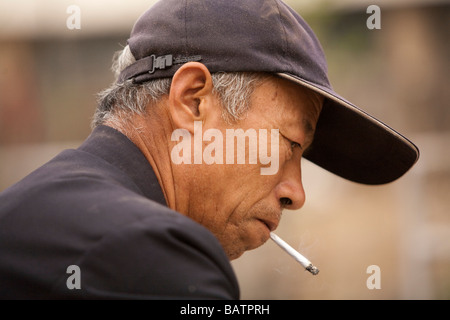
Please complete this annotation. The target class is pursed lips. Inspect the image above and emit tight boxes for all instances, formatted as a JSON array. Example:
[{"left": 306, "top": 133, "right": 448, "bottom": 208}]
[{"left": 258, "top": 216, "right": 279, "bottom": 232}]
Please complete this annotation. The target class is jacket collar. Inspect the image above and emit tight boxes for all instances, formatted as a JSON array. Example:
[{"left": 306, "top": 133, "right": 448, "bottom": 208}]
[{"left": 78, "top": 125, "right": 167, "bottom": 207}]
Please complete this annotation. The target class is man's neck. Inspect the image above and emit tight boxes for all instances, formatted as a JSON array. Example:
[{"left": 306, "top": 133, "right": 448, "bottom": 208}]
[{"left": 107, "top": 113, "right": 191, "bottom": 215}]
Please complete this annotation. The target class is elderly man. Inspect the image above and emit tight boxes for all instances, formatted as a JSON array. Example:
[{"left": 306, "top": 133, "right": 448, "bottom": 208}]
[{"left": 0, "top": 0, "right": 418, "bottom": 299}]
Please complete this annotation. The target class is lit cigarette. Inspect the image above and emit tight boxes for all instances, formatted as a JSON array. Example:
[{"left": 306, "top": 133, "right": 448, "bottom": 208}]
[{"left": 270, "top": 232, "right": 319, "bottom": 275}]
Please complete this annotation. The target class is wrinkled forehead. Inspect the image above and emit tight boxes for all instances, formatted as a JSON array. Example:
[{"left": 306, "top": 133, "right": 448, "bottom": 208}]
[
  {"left": 267, "top": 75, "right": 324, "bottom": 124},
  {"left": 247, "top": 75, "right": 323, "bottom": 134}
]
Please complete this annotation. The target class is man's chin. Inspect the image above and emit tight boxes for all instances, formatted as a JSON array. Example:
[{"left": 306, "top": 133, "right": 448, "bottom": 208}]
[
  {"left": 225, "top": 242, "right": 255, "bottom": 261},
  {"left": 228, "top": 250, "right": 245, "bottom": 261},
  {"left": 227, "top": 238, "right": 270, "bottom": 261}
]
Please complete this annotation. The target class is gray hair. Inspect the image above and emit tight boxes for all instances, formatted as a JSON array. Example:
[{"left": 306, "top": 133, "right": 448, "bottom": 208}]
[{"left": 93, "top": 45, "right": 267, "bottom": 130}]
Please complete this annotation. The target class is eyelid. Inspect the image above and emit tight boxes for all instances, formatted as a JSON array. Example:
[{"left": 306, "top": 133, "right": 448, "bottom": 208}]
[
  {"left": 291, "top": 141, "right": 303, "bottom": 150},
  {"left": 281, "top": 133, "right": 303, "bottom": 150}
]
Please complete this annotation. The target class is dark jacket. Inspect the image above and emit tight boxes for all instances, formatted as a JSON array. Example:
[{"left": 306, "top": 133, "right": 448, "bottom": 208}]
[{"left": 0, "top": 125, "right": 239, "bottom": 299}]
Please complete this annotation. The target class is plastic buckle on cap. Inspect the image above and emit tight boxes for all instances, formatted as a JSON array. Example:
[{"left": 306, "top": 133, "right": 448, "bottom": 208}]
[{"left": 149, "top": 54, "right": 173, "bottom": 74}]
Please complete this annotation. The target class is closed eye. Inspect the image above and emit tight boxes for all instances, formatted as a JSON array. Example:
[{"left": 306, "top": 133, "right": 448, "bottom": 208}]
[
  {"left": 281, "top": 133, "right": 303, "bottom": 152},
  {"left": 290, "top": 141, "right": 302, "bottom": 150}
]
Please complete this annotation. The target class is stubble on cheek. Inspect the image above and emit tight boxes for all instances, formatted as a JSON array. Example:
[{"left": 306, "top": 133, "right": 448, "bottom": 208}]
[{"left": 214, "top": 202, "right": 278, "bottom": 260}]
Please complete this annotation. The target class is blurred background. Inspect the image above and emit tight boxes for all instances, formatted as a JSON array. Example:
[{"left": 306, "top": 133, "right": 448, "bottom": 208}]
[{"left": 0, "top": 0, "right": 449, "bottom": 299}]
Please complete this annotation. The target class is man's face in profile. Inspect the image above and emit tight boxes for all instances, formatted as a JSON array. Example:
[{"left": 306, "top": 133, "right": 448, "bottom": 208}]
[{"left": 179, "top": 76, "right": 323, "bottom": 260}]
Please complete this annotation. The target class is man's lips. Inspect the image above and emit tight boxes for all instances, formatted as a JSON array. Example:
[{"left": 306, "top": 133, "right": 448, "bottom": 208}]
[{"left": 258, "top": 218, "right": 278, "bottom": 232}]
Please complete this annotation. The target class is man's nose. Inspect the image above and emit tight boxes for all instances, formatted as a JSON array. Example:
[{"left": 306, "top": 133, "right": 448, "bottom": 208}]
[{"left": 275, "top": 159, "right": 306, "bottom": 210}]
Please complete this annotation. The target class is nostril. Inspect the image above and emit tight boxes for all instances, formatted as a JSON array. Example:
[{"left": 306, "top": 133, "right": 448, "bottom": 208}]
[{"left": 280, "top": 197, "right": 292, "bottom": 206}]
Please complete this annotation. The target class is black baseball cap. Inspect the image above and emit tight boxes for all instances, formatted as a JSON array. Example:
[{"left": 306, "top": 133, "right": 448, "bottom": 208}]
[{"left": 118, "top": 0, "right": 419, "bottom": 185}]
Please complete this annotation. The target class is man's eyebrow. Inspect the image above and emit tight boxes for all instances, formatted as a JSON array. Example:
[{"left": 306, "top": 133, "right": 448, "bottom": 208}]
[
  {"left": 302, "top": 118, "right": 315, "bottom": 148},
  {"left": 302, "top": 93, "right": 323, "bottom": 148},
  {"left": 303, "top": 118, "right": 314, "bottom": 135}
]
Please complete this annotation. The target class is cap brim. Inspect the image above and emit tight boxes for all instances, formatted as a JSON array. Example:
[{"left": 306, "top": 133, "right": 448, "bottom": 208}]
[{"left": 278, "top": 73, "right": 420, "bottom": 185}]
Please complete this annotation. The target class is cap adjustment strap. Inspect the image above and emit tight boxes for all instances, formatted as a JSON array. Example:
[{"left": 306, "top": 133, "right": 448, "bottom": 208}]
[{"left": 118, "top": 54, "right": 202, "bottom": 83}]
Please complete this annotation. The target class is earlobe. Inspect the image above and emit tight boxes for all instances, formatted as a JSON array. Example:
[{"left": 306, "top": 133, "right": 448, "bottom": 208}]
[{"left": 168, "top": 62, "right": 214, "bottom": 133}]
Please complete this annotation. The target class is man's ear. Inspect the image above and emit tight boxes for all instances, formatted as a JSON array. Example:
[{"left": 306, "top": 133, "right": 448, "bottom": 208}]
[{"left": 168, "top": 62, "right": 215, "bottom": 133}]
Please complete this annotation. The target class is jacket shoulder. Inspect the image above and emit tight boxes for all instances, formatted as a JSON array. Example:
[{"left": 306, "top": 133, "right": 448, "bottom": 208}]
[{"left": 53, "top": 202, "right": 240, "bottom": 299}]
